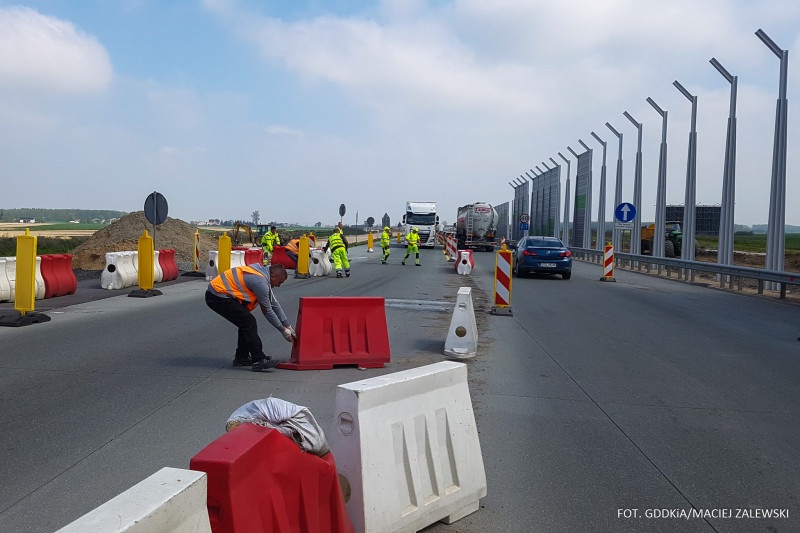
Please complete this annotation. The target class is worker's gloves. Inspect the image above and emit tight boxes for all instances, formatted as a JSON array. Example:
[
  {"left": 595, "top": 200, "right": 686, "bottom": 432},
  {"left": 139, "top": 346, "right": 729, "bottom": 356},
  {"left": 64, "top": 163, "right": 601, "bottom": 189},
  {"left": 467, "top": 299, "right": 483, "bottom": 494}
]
[{"left": 281, "top": 326, "right": 297, "bottom": 343}]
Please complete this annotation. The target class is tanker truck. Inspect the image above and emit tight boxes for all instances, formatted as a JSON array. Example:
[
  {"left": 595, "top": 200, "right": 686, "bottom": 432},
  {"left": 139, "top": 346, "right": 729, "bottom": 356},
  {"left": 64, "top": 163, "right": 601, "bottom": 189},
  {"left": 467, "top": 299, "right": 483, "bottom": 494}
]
[{"left": 455, "top": 202, "right": 499, "bottom": 251}]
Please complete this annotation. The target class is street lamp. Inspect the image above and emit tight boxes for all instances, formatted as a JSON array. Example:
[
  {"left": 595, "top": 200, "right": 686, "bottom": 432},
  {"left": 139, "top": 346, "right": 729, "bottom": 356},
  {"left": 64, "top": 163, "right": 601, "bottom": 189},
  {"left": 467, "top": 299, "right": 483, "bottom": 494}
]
[
  {"left": 550, "top": 157, "right": 561, "bottom": 239},
  {"left": 623, "top": 111, "right": 643, "bottom": 255},
  {"left": 591, "top": 131, "right": 608, "bottom": 250},
  {"left": 646, "top": 96, "right": 668, "bottom": 259},
  {"left": 559, "top": 151, "right": 572, "bottom": 245},
  {"left": 756, "top": 28, "right": 788, "bottom": 279},
  {"left": 605, "top": 123, "right": 623, "bottom": 252},
  {"left": 673, "top": 79, "right": 698, "bottom": 263},
  {"left": 709, "top": 57, "right": 738, "bottom": 269}
]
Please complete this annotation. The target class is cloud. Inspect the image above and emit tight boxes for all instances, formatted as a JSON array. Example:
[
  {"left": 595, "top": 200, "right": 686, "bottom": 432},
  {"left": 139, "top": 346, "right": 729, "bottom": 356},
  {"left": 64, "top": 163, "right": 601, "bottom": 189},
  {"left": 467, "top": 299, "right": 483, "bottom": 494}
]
[
  {"left": 265, "top": 124, "right": 305, "bottom": 137},
  {"left": 0, "top": 6, "right": 112, "bottom": 93}
]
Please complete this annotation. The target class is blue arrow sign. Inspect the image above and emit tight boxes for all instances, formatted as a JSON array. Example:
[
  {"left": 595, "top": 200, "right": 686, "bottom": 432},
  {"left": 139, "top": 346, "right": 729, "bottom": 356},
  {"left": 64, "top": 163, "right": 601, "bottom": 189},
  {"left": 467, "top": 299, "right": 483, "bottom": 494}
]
[
  {"left": 519, "top": 222, "right": 529, "bottom": 231},
  {"left": 614, "top": 202, "right": 637, "bottom": 223}
]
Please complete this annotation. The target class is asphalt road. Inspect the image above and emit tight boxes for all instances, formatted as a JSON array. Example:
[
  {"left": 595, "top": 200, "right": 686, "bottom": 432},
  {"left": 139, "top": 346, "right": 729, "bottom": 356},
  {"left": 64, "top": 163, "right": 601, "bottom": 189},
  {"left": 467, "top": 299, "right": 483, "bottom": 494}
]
[{"left": 1, "top": 244, "right": 799, "bottom": 532}]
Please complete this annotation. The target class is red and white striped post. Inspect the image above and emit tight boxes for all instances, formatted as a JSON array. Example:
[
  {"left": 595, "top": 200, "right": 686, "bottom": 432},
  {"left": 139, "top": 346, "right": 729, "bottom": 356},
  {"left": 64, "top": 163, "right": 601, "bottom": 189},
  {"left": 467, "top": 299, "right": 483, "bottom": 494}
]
[
  {"left": 601, "top": 242, "right": 616, "bottom": 282},
  {"left": 446, "top": 235, "right": 457, "bottom": 262},
  {"left": 491, "top": 245, "right": 513, "bottom": 315}
]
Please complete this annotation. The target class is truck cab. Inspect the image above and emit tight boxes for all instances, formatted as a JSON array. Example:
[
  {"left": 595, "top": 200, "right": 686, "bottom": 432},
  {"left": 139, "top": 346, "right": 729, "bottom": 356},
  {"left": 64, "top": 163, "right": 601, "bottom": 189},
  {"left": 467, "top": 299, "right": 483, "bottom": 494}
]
[{"left": 402, "top": 201, "right": 438, "bottom": 248}]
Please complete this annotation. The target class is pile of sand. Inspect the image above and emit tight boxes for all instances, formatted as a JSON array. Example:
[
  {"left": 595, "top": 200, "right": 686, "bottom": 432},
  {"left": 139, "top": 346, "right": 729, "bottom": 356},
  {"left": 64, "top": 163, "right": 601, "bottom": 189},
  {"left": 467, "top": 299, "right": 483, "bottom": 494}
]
[{"left": 71, "top": 211, "right": 223, "bottom": 271}]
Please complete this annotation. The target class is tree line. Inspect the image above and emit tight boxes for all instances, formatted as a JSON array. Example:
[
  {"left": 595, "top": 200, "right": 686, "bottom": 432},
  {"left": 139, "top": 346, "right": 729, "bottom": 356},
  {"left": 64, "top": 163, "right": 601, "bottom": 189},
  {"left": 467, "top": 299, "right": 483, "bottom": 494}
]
[{"left": 0, "top": 208, "right": 128, "bottom": 223}]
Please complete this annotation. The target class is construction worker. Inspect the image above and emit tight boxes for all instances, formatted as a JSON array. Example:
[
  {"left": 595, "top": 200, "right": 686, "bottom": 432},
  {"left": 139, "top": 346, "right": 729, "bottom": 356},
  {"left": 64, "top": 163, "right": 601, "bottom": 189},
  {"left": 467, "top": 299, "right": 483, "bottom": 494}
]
[
  {"left": 380, "top": 226, "right": 391, "bottom": 264},
  {"left": 261, "top": 226, "right": 281, "bottom": 265},
  {"left": 323, "top": 227, "right": 350, "bottom": 278},
  {"left": 205, "top": 263, "right": 296, "bottom": 372},
  {"left": 284, "top": 237, "right": 301, "bottom": 265},
  {"left": 402, "top": 227, "right": 421, "bottom": 266}
]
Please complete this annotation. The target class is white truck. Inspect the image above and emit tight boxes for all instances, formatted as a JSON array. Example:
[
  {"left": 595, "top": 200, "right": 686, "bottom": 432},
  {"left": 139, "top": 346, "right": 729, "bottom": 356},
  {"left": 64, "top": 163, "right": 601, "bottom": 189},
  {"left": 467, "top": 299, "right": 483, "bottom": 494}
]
[{"left": 401, "top": 201, "right": 438, "bottom": 248}]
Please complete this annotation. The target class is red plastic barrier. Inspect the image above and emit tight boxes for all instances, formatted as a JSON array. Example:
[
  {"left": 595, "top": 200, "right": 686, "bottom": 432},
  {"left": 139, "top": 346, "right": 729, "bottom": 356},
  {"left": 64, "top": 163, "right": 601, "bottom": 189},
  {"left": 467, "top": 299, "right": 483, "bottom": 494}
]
[
  {"left": 39, "top": 255, "right": 59, "bottom": 298},
  {"left": 455, "top": 249, "right": 475, "bottom": 272},
  {"left": 157, "top": 249, "right": 179, "bottom": 281},
  {"left": 38, "top": 254, "right": 77, "bottom": 298},
  {"left": 189, "top": 423, "right": 353, "bottom": 533},
  {"left": 278, "top": 297, "right": 390, "bottom": 370},
  {"left": 233, "top": 247, "right": 264, "bottom": 266},
  {"left": 271, "top": 246, "right": 297, "bottom": 269}
]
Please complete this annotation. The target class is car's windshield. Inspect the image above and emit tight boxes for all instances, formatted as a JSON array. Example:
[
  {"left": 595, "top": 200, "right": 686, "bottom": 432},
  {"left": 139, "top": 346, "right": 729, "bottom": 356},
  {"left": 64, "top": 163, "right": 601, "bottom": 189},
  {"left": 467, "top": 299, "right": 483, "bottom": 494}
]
[{"left": 406, "top": 213, "right": 436, "bottom": 225}]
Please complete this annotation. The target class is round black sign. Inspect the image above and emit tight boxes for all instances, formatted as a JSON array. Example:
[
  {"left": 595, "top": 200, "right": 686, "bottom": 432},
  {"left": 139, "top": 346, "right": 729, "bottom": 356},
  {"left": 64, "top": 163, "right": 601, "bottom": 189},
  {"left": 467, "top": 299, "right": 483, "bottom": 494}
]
[
  {"left": 144, "top": 191, "right": 168, "bottom": 225},
  {"left": 339, "top": 203, "right": 346, "bottom": 217}
]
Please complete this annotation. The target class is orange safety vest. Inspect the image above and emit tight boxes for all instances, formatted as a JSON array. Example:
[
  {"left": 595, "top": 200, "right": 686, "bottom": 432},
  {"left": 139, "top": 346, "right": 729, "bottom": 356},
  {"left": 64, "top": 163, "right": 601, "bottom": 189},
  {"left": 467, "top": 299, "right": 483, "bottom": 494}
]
[{"left": 210, "top": 265, "right": 267, "bottom": 311}]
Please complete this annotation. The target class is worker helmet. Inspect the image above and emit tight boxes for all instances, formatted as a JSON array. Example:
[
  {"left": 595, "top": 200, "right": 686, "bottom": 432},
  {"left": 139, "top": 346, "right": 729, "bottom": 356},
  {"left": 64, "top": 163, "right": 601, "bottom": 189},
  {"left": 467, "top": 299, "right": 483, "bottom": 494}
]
[
  {"left": 412, "top": 227, "right": 418, "bottom": 232},
  {"left": 383, "top": 226, "right": 390, "bottom": 232}
]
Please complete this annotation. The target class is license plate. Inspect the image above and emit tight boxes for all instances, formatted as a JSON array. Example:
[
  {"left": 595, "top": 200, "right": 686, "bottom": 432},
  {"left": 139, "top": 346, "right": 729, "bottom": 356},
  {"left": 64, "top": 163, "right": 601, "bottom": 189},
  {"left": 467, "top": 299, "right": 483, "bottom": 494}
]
[{"left": 540, "top": 263, "right": 556, "bottom": 267}]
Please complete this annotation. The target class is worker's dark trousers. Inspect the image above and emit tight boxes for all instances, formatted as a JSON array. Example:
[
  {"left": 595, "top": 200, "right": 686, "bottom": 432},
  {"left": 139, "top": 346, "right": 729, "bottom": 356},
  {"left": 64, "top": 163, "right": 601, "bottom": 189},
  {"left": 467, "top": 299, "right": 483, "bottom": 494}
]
[{"left": 205, "top": 291, "right": 266, "bottom": 360}]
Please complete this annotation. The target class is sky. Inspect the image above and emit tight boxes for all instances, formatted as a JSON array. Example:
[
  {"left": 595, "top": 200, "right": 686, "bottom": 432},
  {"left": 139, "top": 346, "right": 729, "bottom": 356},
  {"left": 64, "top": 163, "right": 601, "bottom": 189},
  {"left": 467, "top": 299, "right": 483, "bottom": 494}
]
[{"left": 1, "top": 0, "right": 799, "bottom": 228}]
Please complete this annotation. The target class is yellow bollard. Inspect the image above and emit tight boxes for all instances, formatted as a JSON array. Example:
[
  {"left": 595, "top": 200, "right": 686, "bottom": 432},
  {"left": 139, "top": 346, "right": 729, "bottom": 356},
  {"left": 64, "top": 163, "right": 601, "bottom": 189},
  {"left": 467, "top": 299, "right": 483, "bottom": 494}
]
[
  {"left": 14, "top": 228, "right": 37, "bottom": 314},
  {"left": 218, "top": 233, "right": 232, "bottom": 273},
  {"left": 296, "top": 234, "right": 310, "bottom": 278},
  {"left": 367, "top": 232, "right": 374, "bottom": 252},
  {"left": 396, "top": 232, "right": 402, "bottom": 243},
  {"left": 137, "top": 230, "right": 155, "bottom": 291}
]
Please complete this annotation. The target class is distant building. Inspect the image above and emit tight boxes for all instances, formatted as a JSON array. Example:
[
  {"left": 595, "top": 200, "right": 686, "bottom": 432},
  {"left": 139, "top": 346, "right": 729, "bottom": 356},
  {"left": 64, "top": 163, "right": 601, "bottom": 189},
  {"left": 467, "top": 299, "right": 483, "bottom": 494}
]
[{"left": 18, "top": 218, "right": 35, "bottom": 223}]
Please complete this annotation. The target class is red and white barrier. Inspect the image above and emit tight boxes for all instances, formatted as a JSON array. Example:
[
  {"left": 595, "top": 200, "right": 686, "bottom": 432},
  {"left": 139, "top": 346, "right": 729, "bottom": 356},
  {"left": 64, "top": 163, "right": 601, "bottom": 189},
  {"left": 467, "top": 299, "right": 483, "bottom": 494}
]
[
  {"left": 491, "top": 248, "right": 513, "bottom": 315},
  {"left": 446, "top": 236, "right": 457, "bottom": 262},
  {"left": 601, "top": 244, "right": 616, "bottom": 282}
]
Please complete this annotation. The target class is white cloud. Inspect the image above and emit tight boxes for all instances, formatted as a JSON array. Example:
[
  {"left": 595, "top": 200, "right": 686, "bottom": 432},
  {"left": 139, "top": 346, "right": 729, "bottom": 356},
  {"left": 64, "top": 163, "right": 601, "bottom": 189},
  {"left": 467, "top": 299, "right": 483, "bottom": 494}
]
[{"left": 0, "top": 6, "right": 112, "bottom": 93}]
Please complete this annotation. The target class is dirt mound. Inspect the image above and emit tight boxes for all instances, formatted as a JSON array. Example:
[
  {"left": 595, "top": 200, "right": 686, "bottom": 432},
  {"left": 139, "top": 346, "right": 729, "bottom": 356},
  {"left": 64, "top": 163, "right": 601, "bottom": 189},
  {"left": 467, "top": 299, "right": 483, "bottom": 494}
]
[{"left": 71, "top": 211, "right": 223, "bottom": 271}]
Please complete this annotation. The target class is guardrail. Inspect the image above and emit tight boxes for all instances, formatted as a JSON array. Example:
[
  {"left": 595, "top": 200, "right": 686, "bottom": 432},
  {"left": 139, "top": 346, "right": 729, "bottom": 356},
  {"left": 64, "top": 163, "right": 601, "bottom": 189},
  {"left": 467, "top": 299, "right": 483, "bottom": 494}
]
[{"left": 569, "top": 247, "right": 800, "bottom": 300}]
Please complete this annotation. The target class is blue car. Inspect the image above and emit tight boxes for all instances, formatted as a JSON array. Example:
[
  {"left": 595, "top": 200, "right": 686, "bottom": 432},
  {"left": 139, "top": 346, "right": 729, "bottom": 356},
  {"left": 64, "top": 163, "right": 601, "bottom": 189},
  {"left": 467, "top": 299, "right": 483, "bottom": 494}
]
[{"left": 513, "top": 236, "right": 572, "bottom": 279}]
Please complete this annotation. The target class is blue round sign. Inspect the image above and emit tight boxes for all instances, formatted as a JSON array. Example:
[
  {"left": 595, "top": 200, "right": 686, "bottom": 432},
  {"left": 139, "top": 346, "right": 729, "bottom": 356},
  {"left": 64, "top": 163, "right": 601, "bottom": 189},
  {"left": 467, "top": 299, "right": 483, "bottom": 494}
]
[{"left": 614, "top": 202, "right": 637, "bottom": 223}]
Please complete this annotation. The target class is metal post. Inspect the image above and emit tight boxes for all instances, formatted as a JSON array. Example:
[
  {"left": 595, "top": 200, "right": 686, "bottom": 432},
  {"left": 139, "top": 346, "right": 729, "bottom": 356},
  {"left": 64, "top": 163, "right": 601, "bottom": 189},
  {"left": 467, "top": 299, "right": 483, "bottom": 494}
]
[
  {"left": 710, "top": 58, "right": 737, "bottom": 270},
  {"left": 591, "top": 131, "right": 608, "bottom": 251},
  {"left": 578, "top": 139, "right": 593, "bottom": 249},
  {"left": 623, "top": 111, "right": 643, "bottom": 255},
  {"left": 647, "top": 97, "right": 668, "bottom": 259},
  {"left": 756, "top": 29, "right": 788, "bottom": 288},
  {"left": 673, "top": 80, "right": 698, "bottom": 264},
  {"left": 606, "top": 122, "right": 623, "bottom": 252},
  {"left": 559, "top": 151, "right": 572, "bottom": 246}
]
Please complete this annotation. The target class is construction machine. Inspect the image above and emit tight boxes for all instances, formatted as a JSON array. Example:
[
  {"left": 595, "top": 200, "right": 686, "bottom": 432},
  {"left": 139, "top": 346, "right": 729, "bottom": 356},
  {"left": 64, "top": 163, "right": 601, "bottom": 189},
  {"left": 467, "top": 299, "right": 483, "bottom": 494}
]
[
  {"left": 231, "top": 222, "right": 258, "bottom": 246},
  {"left": 640, "top": 221, "right": 683, "bottom": 257}
]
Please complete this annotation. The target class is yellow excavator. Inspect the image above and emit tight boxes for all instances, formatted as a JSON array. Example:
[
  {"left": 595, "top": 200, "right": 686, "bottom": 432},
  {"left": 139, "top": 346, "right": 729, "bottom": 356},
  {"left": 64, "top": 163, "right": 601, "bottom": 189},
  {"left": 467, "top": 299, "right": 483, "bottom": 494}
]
[{"left": 230, "top": 222, "right": 257, "bottom": 246}]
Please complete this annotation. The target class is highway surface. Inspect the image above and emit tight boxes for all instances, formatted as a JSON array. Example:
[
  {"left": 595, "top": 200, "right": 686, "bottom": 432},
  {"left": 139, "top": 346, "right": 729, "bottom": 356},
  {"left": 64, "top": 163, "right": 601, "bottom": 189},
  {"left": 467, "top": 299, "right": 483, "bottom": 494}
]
[{"left": 1, "top": 244, "right": 799, "bottom": 532}]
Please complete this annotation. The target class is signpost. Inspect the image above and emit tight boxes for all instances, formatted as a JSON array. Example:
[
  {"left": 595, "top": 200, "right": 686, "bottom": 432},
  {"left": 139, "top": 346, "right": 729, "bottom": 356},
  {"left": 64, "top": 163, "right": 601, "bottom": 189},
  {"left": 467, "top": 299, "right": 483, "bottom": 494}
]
[
  {"left": 614, "top": 203, "right": 636, "bottom": 239},
  {"left": 519, "top": 213, "right": 530, "bottom": 235}
]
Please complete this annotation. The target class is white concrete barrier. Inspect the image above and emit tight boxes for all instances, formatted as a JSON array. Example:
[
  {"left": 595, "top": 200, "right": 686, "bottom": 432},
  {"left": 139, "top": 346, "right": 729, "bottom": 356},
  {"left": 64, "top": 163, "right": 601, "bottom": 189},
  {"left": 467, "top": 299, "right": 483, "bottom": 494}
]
[
  {"left": 456, "top": 251, "right": 472, "bottom": 275},
  {"left": 34, "top": 256, "right": 45, "bottom": 300},
  {"left": 309, "top": 248, "right": 332, "bottom": 277},
  {"left": 56, "top": 467, "right": 212, "bottom": 533},
  {"left": 444, "top": 287, "right": 478, "bottom": 358},
  {"left": 0, "top": 258, "right": 12, "bottom": 302},
  {"left": 3, "top": 257, "right": 16, "bottom": 302},
  {"left": 101, "top": 252, "right": 136, "bottom": 290},
  {"left": 231, "top": 249, "right": 246, "bottom": 268},
  {"left": 152, "top": 250, "right": 164, "bottom": 283},
  {"left": 329, "top": 361, "right": 487, "bottom": 533},
  {"left": 205, "top": 250, "right": 218, "bottom": 281}
]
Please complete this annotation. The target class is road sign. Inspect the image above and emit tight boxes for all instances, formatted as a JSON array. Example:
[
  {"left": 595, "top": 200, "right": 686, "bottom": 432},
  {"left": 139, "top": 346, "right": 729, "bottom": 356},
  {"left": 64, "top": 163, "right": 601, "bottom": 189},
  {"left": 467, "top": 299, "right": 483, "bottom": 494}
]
[
  {"left": 614, "top": 202, "right": 636, "bottom": 223},
  {"left": 519, "top": 213, "right": 530, "bottom": 223},
  {"left": 339, "top": 204, "right": 346, "bottom": 217},
  {"left": 519, "top": 222, "right": 529, "bottom": 231},
  {"left": 144, "top": 192, "right": 168, "bottom": 225}
]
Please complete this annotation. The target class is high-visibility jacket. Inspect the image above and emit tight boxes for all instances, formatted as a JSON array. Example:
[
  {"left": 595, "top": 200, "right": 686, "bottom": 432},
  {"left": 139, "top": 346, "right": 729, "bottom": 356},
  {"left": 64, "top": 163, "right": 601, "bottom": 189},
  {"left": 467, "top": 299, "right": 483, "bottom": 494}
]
[
  {"left": 380, "top": 230, "right": 391, "bottom": 247},
  {"left": 261, "top": 231, "right": 280, "bottom": 251},
  {"left": 285, "top": 239, "right": 300, "bottom": 254},
  {"left": 209, "top": 265, "right": 267, "bottom": 311},
  {"left": 327, "top": 232, "right": 346, "bottom": 252},
  {"left": 406, "top": 231, "right": 420, "bottom": 245}
]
